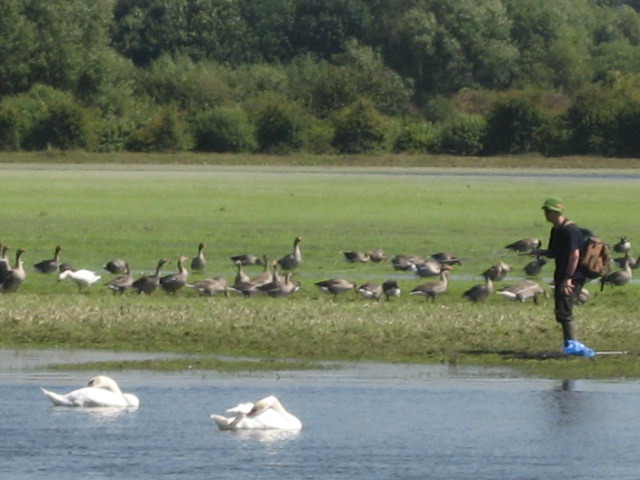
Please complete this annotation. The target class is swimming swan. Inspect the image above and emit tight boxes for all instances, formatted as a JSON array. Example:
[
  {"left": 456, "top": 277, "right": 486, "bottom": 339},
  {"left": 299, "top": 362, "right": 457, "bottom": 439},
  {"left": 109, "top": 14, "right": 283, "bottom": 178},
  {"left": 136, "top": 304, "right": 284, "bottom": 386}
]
[
  {"left": 211, "top": 395, "right": 302, "bottom": 431},
  {"left": 40, "top": 375, "right": 140, "bottom": 408}
]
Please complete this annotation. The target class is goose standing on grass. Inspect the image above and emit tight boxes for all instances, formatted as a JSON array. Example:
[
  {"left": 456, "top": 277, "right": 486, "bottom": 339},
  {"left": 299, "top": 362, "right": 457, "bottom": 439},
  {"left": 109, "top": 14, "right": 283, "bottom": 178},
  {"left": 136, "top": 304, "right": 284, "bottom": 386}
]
[
  {"left": 368, "top": 249, "right": 387, "bottom": 263},
  {"left": 341, "top": 251, "right": 370, "bottom": 263},
  {"left": 1, "top": 248, "right": 27, "bottom": 293},
  {"left": 40, "top": 375, "right": 139, "bottom": 408},
  {"left": 601, "top": 254, "right": 633, "bottom": 288},
  {"left": 34, "top": 245, "right": 62, "bottom": 273},
  {"left": 391, "top": 254, "right": 424, "bottom": 272},
  {"left": 188, "top": 277, "right": 228, "bottom": 296},
  {"left": 410, "top": 267, "right": 451, "bottom": 302},
  {"left": 505, "top": 238, "right": 541, "bottom": 253},
  {"left": 497, "top": 279, "right": 547, "bottom": 304},
  {"left": 524, "top": 256, "right": 547, "bottom": 277},
  {"left": 58, "top": 268, "right": 102, "bottom": 292},
  {"left": 104, "top": 258, "right": 127, "bottom": 274},
  {"left": 0, "top": 243, "right": 11, "bottom": 283},
  {"left": 229, "top": 254, "right": 264, "bottom": 266},
  {"left": 482, "top": 261, "right": 511, "bottom": 282},
  {"left": 105, "top": 263, "right": 133, "bottom": 294},
  {"left": 462, "top": 274, "right": 493, "bottom": 303},
  {"left": 211, "top": 395, "right": 302, "bottom": 431},
  {"left": 131, "top": 258, "right": 171, "bottom": 294},
  {"left": 190, "top": 243, "right": 207, "bottom": 272},
  {"left": 382, "top": 279, "right": 401, "bottom": 300},
  {"left": 430, "top": 252, "right": 463, "bottom": 266},
  {"left": 160, "top": 256, "right": 189, "bottom": 294},
  {"left": 264, "top": 272, "right": 300, "bottom": 298},
  {"left": 356, "top": 282, "right": 383, "bottom": 301},
  {"left": 250, "top": 256, "right": 273, "bottom": 288},
  {"left": 277, "top": 236, "right": 303, "bottom": 271},
  {"left": 315, "top": 278, "right": 356, "bottom": 298},
  {"left": 613, "top": 236, "right": 631, "bottom": 254},
  {"left": 414, "top": 259, "right": 447, "bottom": 278}
]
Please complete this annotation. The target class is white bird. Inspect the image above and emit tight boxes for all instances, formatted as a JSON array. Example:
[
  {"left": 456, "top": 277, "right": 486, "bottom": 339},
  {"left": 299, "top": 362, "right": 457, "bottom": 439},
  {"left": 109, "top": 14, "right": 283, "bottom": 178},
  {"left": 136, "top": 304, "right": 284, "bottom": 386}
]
[
  {"left": 211, "top": 395, "right": 302, "bottom": 431},
  {"left": 58, "top": 268, "right": 102, "bottom": 291},
  {"left": 40, "top": 375, "right": 140, "bottom": 408}
]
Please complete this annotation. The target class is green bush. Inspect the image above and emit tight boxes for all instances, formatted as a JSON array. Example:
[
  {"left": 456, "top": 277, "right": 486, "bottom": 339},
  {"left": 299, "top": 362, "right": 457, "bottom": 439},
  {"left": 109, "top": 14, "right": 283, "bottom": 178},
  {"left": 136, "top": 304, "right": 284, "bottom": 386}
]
[
  {"left": 247, "top": 94, "right": 305, "bottom": 153},
  {"left": 299, "top": 116, "right": 335, "bottom": 154},
  {"left": 126, "top": 108, "right": 194, "bottom": 152},
  {"left": 393, "top": 120, "right": 437, "bottom": 153},
  {"left": 483, "top": 97, "right": 546, "bottom": 154},
  {"left": 434, "top": 114, "right": 486, "bottom": 155},
  {"left": 191, "top": 107, "right": 257, "bottom": 153},
  {"left": 27, "top": 98, "right": 97, "bottom": 150},
  {"left": 331, "top": 98, "right": 388, "bottom": 154}
]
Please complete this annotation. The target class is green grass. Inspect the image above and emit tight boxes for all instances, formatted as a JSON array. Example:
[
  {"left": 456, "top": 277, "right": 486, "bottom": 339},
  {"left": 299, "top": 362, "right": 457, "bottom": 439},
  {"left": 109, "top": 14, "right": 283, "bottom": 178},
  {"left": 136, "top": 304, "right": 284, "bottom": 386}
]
[{"left": 1, "top": 154, "right": 640, "bottom": 379}]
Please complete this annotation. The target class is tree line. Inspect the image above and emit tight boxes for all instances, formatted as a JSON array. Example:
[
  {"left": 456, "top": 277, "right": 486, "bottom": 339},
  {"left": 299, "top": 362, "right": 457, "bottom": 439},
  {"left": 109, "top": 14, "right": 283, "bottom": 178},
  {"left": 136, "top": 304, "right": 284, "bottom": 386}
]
[{"left": 2, "top": 0, "right": 640, "bottom": 157}]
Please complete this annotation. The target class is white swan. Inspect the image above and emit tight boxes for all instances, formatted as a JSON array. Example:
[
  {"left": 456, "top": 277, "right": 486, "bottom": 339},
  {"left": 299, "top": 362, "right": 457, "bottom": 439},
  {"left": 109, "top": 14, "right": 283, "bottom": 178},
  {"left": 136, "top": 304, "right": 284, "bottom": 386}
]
[
  {"left": 58, "top": 269, "right": 102, "bottom": 291},
  {"left": 40, "top": 375, "right": 140, "bottom": 408},
  {"left": 211, "top": 395, "right": 302, "bottom": 431}
]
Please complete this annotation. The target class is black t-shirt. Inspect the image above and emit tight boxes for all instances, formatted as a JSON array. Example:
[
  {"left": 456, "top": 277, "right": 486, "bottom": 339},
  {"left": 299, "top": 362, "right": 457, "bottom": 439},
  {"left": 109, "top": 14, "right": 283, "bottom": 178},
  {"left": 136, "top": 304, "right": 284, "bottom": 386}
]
[{"left": 548, "top": 220, "right": 582, "bottom": 282}]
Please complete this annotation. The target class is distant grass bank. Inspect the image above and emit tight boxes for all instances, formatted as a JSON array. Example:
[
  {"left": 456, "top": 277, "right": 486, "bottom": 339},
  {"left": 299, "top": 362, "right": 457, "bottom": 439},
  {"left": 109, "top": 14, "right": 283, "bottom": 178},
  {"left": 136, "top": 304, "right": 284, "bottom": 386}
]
[{"left": 1, "top": 155, "right": 639, "bottom": 379}]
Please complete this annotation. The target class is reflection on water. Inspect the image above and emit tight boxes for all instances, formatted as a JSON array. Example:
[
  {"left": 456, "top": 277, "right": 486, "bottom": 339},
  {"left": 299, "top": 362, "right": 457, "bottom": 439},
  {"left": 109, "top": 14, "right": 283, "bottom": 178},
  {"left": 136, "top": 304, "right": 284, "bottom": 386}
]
[{"left": 3, "top": 349, "right": 640, "bottom": 480}]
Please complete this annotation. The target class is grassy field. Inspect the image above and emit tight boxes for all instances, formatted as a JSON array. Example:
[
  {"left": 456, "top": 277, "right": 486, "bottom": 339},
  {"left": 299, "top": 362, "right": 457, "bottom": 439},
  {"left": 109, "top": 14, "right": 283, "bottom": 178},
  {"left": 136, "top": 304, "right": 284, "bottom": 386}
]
[{"left": 1, "top": 153, "right": 640, "bottom": 379}]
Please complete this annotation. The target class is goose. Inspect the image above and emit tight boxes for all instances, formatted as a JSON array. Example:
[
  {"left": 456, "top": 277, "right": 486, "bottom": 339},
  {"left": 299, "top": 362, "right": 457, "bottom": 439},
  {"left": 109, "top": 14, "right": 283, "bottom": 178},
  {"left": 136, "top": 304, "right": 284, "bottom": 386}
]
[
  {"left": 482, "top": 261, "right": 511, "bottom": 282},
  {"left": 263, "top": 272, "right": 300, "bottom": 298},
  {"left": 1, "top": 248, "right": 27, "bottom": 293},
  {"left": 105, "top": 263, "right": 133, "bottom": 294},
  {"left": 250, "top": 256, "right": 273, "bottom": 287},
  {"left": 341, "top": 251, "right": 370, "bottom": 263},
  {"left": 367, "top": 248, "right": 387, "bottom": 263},
  {"left": 505, "top": 238, "right": 541, "bottom": 253},
  {"left": 613, "top": 236, "right": 631, "bottom": 254},
  {"left": 229, "top": 254, "right": 264, "bottom": 266},
  {"left": 211, "top": 395, "right": 301, "bottom": 431},
  {"left": 188, "top": 277, "right": 228, "bottom": 296},
  {"left": 233, "top": 260, "right": 251, "bottom": 287},
  {"left": 131, "top": 258, "right": 171, "bottom": 294},
  {"left": 58, "top": 268, "right": 102, "bottom": 291},
  {"left": 40, "top": 375, "right": 139, "bottom": 408},
  {"left": 524, "top": 256, "right": 547, "bottom": 277},
  {"left": 577, "top": 287, "right": 590, "bottom": 305},
  {"left": 462, "top": 275, "right": 493, "bottom": 303},
  {"left": 382, "top": 279, "right": 401, "bottom": 300},
  {"left": 190, "top": 243, "right": 207, "bottom": 272},
  {"left": 256, "top": 262, "right": 283, "bottom": 294},
  {"left": 430, "top": 252, "right": 463, "bottom": 266},
  {"left": 410, "top": 268, "right": 450, "bottom": 302},
  {"left": 614, "top": 254, "right": 639, "bottom": 270},
  {"left": 497, "top": 279, "right": 547, "bottom": 304},
  {"left": 34, "top": 245, "right": 62, "bottom": 273},
  {"left": 0, "top": 243, "right": 11, "bottom": 283},
  {"left": 315, "top": 278, "right": 356, "bottom": 298},
  {"left": 356, "top": 282, "right": 383, "bottom": 301},
  {"left": 159, "top": 256, "right": 189, "bottom": 294},
  {"left": 601, "top": 255, "right": 633, "bottom": 288},
  {"left": 391, "top": 254, "right": 424, "bottom": 272},
  {"left": 277, "top": 236, "right": 303, "bottom": 271},
  {"left": 414, "top": 259, "right": 447, "bottom": 278},
  {"left": 104, "top": 258, "right": 128, "bottom": 274}
]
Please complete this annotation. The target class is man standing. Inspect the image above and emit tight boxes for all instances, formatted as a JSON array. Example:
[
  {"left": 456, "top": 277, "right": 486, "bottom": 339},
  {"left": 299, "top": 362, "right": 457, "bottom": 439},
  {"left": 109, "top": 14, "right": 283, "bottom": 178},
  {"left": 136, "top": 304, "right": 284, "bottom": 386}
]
[{"left": 535, "top": 197, "right": 595, "bottom": 357}]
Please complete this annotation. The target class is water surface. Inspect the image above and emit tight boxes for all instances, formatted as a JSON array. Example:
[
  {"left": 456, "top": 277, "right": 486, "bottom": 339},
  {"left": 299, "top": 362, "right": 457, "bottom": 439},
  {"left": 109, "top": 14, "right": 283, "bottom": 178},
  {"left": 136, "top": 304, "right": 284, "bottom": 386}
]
[{"left": 1, "top": 349, "right": 638, "bottom": 479}]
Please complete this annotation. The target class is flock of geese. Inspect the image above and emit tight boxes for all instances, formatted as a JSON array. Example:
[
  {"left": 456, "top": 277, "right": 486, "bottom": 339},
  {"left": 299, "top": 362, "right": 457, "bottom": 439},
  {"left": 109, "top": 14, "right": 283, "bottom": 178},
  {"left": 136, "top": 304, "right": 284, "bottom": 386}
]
[
  {"left": 0, "top": 234, "right": 636, "bottom": 303},
  {"left": 40, "top": 375, "right": 301, "bottom": 431}
]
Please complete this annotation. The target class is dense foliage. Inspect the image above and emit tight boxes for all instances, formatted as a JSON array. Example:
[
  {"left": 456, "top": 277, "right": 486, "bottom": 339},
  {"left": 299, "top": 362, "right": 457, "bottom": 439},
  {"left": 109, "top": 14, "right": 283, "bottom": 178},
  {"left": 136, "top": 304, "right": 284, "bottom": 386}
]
[{"left": 2, "top": 0, "right": 640, "bottom": 157}]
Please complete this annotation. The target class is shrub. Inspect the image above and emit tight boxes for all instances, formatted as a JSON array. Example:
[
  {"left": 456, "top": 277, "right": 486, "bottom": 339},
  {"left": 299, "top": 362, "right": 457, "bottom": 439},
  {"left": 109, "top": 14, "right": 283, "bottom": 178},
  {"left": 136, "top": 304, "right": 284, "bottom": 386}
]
[
  {"left": 435, "top": 114, "right": 486, "bottom": 155},
  {"left": 483, "top": 97, "right": 546, "bottom": 154},
  {"left": 126, "top": 108, "right": 194, "bottom": 152},
  {"left": 247, "top": 94, "right": 305, "bottom": 153},
  {"left": 393, "top": 120, "right": 437, "bottom": 153},
  {"left": 331, "top": 98, "right": 388, "bottom": 154},
  {"left": 191, "top": 107, "right": 257, "bottom": 153}
]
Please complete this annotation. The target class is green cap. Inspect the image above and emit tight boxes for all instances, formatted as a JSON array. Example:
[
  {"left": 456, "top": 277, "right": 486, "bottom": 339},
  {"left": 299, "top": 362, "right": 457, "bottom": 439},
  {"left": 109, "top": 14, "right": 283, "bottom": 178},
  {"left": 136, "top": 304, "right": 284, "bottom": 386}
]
[{"left": 542, "top": 197, "right": 564, "bottom": 213}]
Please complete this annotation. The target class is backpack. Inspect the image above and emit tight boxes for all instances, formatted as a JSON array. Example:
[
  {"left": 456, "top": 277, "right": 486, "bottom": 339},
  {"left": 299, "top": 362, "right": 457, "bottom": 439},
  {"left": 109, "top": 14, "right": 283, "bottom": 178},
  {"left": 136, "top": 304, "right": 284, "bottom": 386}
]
[{"left": 575, "top": 226, "right": 612, "bottom": 279}]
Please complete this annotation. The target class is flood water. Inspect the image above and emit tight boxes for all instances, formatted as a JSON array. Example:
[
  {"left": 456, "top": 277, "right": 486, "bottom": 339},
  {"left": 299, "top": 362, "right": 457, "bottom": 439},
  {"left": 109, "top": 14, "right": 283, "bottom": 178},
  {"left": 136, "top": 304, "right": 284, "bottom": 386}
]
[{"left": 2, "top": 349, "right": 639, "bottom": 480}]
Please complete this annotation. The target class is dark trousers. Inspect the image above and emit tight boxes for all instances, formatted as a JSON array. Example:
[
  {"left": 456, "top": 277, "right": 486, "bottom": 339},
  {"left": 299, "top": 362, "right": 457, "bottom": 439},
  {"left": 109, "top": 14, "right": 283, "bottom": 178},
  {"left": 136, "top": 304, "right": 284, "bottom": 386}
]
[{"left": 554, "top": 278, "right": 585, "bottom": 344}]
